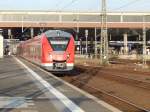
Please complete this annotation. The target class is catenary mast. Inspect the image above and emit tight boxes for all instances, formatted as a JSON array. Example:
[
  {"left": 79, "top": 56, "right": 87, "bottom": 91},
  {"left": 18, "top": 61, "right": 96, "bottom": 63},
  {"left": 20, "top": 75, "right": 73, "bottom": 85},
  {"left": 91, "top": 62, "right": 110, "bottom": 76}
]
[{"left": 100, "top": 0, "right": 109, "bottom": 64}]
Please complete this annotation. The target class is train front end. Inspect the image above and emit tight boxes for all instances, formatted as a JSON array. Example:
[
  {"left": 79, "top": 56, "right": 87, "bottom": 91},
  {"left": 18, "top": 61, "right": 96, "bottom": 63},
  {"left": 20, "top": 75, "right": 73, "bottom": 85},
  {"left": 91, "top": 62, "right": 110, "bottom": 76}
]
[{"left": 41, "top": 30, "right": 75, "bottom": 71}]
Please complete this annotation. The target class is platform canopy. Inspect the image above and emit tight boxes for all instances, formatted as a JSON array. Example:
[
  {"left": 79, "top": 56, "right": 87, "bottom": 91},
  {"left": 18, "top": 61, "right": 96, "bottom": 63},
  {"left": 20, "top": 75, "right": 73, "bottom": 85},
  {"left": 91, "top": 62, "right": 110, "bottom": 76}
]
[{"left": 0, "top": 10, "right": 150, "bottom": 28}]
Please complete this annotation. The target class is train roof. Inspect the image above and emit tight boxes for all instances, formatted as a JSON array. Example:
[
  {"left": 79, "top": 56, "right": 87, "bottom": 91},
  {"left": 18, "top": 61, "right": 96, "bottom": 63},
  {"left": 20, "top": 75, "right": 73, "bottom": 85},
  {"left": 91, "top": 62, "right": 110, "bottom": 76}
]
[{"left": 44, "top": 30, "right": 72, "bottom": 38}]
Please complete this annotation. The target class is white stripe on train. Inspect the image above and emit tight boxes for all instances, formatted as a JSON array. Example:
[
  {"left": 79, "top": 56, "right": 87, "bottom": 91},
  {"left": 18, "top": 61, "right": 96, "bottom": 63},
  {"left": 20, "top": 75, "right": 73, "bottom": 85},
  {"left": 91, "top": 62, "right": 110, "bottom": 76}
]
[{"left": 41, "top": 63, "right": 74, "bottom": 67}]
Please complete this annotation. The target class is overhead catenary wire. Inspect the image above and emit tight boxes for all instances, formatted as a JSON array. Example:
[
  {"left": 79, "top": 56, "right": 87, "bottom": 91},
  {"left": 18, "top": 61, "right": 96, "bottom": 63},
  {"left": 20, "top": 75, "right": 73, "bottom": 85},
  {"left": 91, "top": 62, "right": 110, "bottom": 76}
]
[
  {"left": 75, "top": 0, "right": 144, "bottom": 22},
  {"left": 54, "top": 0, "right": 62, "bottom": 9},
  {"left": 110, "top": 0, "right": 142, "bottom": 11},
  {"left": 58, "top": 0, "right": 79, "bottom": 11}
]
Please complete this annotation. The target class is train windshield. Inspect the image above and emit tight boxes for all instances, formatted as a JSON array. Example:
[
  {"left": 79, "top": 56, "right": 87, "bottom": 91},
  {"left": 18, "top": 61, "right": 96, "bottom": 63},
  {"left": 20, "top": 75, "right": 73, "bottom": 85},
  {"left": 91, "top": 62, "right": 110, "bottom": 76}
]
[{"left": 48, "top": 37, "right": 70, "bottom": 51}]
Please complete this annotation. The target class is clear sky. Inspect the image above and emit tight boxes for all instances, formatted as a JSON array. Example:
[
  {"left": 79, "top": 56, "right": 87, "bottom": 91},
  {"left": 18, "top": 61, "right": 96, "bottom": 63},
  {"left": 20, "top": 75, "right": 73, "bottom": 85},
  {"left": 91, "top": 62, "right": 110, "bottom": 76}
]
[{"left": 0, "top": 0, "right": 149, "bottom": 12}]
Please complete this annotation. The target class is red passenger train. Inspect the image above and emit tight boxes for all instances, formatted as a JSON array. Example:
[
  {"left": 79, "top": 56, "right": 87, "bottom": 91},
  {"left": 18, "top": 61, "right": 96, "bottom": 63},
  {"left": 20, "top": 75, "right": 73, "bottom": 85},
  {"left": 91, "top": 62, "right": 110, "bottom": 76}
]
[{"left": 18, "top": 30, "right": 75, "bottom": 71}]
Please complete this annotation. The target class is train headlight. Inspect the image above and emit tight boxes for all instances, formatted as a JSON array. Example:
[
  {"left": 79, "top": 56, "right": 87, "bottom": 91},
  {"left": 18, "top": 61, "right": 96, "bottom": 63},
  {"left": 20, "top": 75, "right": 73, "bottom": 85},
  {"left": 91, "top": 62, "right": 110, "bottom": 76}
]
[
  {"left": 67, "top": 54, "right": 70, "bottom": 59},
  {"left": 49, "top": 54, "right": 53, "bottom": 60}
]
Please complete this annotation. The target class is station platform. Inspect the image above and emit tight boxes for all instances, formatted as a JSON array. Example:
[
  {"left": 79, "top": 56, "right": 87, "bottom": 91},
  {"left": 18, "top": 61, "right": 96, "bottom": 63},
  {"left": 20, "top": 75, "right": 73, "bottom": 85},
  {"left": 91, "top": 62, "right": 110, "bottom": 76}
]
[{"left": 0, "top": 56, "right": 122, "bottom": 112}]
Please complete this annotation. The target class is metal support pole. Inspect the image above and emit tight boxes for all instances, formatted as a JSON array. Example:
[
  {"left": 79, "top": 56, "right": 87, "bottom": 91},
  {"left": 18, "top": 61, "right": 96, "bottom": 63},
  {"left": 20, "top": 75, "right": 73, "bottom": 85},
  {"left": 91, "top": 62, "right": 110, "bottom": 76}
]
[
  {"left": 77, "top": 15, "right": 79, "bottom": 34},
  {"left": 85, "top": 29, "right": 88, "bottom": 55},
  {"left": 138, "top": 34, "right": 141, "bottom": 41},
  {"left": 95, "top": 27, "right": 97, "bottom": 57},
  {"left": 123, "top": 33, "right": 128, "bottom": 55},
  {"left": 21, "top": 16, "right": 24, "bottom": 33},
  {"left": 109, "top": 34, "right": 111, "bottom": 41},
  {"left": 80, "top": 38, "right": 82, "bottom": 55},
  {"left": 75, "top": 34, "right": 78, "bottom": 42},
  {"left": 143, "top": 16, "right": 146, "bottom": 65},
  {"left": 8, "top": 29, "right": 11, "bottom": 39},
  {"left": 76, "top": 16, "right": 79, "bottom": 41},
  {"left": 30, "top": 28, "right": 34, "bottom": 38},
  {"left": 100, "top": 0, "right": 109, "bottom": 64}
]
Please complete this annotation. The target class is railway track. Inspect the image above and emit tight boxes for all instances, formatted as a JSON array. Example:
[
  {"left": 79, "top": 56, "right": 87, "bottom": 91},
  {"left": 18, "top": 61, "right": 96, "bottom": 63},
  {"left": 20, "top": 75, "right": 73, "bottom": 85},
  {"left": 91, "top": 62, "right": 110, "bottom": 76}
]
[
  {"left": 98, "top": 71, "right": 150, "bottom": 91},
  {"left": 67, "top": 78, "right": 150, "bottom": 112},
  {"left": 76, "top": 65, "right": 150, "bottom": 90},
  {"left": 61, "top": 66, "right": 150, "bottom": 112}
]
